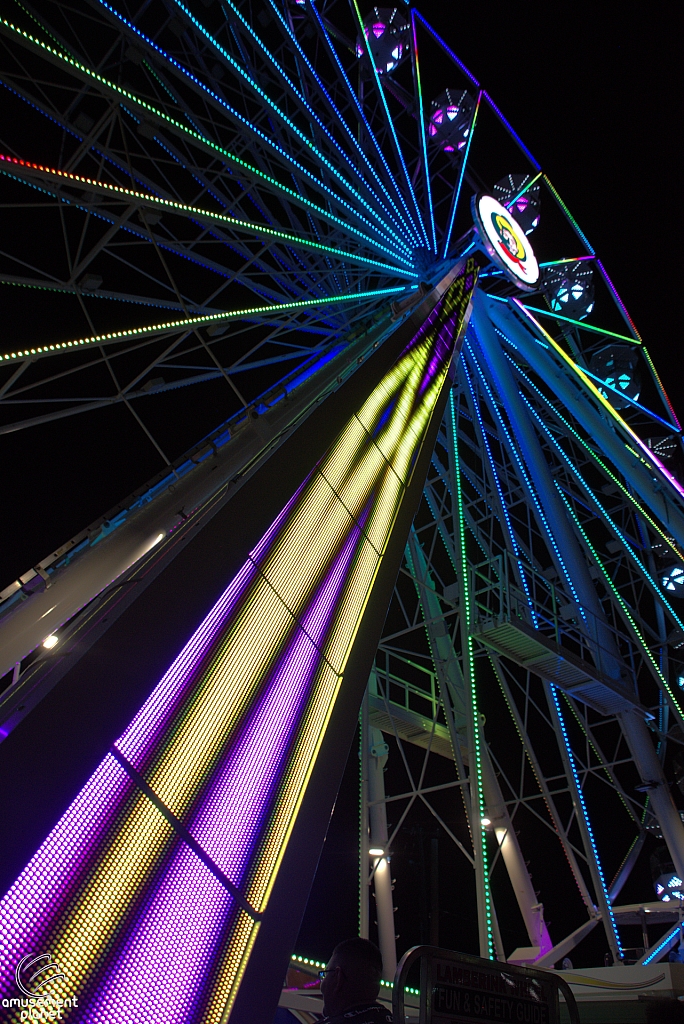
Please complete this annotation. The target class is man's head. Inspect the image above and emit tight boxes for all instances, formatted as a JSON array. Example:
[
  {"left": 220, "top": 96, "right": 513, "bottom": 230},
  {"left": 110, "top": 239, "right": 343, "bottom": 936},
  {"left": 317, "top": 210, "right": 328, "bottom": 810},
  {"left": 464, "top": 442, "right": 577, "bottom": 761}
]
[{"left": 320, "top": 938, "right": 383, "bottom": 1017}]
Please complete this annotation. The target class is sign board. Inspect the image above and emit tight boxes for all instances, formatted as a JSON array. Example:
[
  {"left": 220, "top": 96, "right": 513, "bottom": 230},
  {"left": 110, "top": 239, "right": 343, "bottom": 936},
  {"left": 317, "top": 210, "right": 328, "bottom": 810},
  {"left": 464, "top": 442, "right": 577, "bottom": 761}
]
[
  {"left": 472, "top": 194, "right": 540, "bottom": 291},
  {"left": 393, "top": 946, "right": 579, "bottom": 1024}
]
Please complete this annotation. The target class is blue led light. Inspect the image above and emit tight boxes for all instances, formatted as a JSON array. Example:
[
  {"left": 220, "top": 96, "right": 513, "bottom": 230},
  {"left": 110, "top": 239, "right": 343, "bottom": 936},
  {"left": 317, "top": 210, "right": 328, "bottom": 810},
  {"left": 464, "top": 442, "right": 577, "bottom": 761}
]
[
  {"left": 462, "top": 344, "right": 538, "bottom": 623},
  {"left": 97, "top": 0, "right": 411, "bottom": 260},
  {"left": 442, "top": 93, "right": 481, "bottom": 260},
  {"left": 642, "top": 924, "right": 681, "bottom": 965},
  {"left": 2, "top": 14, "right": 412, "bottom": 266},
  {"left": 306, "top": 1, "right": 422, "bottom": 248},
  {"left": 551, "top": 688, "right": 624, "bottom": 959},
  {"left": 350, "top": 0, "right": 428, "bottom": 249},
  {"left": 221, "top": 0, "right": 414, "bottom": 244}
]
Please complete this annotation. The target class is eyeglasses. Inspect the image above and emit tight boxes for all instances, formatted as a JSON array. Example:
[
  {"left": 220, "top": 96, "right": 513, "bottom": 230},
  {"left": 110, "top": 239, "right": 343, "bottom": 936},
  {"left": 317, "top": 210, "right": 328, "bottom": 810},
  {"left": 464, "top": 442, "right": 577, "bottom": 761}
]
[{"left": 318, "top": 967, "right": 339, "bottom": 981}]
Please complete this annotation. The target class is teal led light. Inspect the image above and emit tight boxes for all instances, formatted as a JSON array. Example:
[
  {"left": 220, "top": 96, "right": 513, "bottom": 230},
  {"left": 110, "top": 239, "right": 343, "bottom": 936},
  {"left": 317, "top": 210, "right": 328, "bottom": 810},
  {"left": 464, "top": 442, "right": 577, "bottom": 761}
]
[
  {"left": 307, "top": 1, "right": 421, "bottom": 250},
  {"left": 97, "top": 0, "right": 410, "bottom": 259},
  {"left": 263, "top": 0, "right": 416, "bottom": 246},
  {"left": 350, "top": 0, "right": 428, "bottom": 251},
  {"left": 411, "top": 9, "right": 436, "bottom": 254},
  {"left": 549, "top": 686, "right": 624, "bottom": 959},
  {"left": 555, "top": 484, "right": 684, "bottom": 722},
  {"left": 209, "top": 0, "right": 413, "bottom": 246},
  {"left": 0, "top": 286, "right": 405, "bottom": 363},
  {"left": 449, "top": 389, "right": 495, "bottom": 959},
  {"left": 518, "top": 384, "right": 684, "bottom": 636},
  {"left": 642, "top": 925, "right": 681, "bottom": 966},
  {"left": 469, "top": 321, "right": 584, "bottom": 617},
  {"left": 0, "top": 17, "right": 413, "bottom": 266},
  {"left": 509, "top": 352, "right": 681, "bottom": 561},
  {"left": 462, "top": 346, "right": 537, "bottom": 622},
  {"left": 442, "top": 92, "right": 481, "bottom": 260}
]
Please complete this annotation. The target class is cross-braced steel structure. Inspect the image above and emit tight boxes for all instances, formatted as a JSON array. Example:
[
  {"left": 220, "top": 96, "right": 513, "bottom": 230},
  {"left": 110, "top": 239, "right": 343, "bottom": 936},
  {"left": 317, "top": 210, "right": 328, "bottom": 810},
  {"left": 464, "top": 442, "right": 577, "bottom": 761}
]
[{"left": 2, "top": 1, "right": 684, "bottom": 1019}]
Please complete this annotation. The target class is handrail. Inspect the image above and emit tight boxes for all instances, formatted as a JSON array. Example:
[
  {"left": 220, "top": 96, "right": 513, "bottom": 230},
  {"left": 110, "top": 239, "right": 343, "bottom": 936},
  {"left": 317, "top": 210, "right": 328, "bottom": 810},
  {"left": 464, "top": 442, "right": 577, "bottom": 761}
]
[{"left": 393, "top": 945, "right": 580, "bottom": 1024}]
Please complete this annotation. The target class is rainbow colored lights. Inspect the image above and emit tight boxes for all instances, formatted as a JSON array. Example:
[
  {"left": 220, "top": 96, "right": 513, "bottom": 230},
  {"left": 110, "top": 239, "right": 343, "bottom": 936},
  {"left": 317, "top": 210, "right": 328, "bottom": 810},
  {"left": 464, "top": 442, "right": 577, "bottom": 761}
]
[
  {"left": 0, "top": 264, "right": 477, "bottom": 1021},
  {"left": 0, "top": 16, "right": 411, "bottom": 264},
  {"left": 0, "top": 153, "right": 415, "bottom": 280}
]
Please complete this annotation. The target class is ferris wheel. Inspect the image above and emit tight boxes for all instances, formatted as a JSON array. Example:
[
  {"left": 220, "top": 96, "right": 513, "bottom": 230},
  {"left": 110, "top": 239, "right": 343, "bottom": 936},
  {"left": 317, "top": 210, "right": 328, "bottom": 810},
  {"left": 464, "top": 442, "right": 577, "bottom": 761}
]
[{"left": 1, "top": 1, "right": 684, "bottom": 1021}]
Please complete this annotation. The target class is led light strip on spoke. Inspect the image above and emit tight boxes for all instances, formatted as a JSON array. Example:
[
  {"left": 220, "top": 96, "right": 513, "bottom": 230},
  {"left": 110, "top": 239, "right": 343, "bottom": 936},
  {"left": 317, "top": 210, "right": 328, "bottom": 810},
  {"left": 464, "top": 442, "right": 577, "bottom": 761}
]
[
  {"left": 450, "top": 389, "right": 495, "bottom": 959},
  {"left": 0, "top": 263, "right": 478, "bottom": 1023},
  {"left": 172, "top": 0, "right": 412, "bottom": 244},
  {"left": 96, "top": 0, "right": 409, "bottom": 255},
  {"left": 0, "top": 17, "right": 412, "bottom": 264},
  {"left": 513, "top": 301, "right": 684, "bottom": 505},
  {"left": 0, "top": 287, "right": 406, "bottom": 363},
  {"left": 0, "top": 153, "right": 416, "bottom": 279}
]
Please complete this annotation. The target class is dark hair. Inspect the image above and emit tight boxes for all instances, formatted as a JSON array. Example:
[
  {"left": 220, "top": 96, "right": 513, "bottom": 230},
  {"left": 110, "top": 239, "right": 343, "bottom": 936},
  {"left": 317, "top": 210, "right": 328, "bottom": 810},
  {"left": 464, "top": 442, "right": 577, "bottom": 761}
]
[{"left": 331, "top": 938, "right": 383, "bottom": 989}]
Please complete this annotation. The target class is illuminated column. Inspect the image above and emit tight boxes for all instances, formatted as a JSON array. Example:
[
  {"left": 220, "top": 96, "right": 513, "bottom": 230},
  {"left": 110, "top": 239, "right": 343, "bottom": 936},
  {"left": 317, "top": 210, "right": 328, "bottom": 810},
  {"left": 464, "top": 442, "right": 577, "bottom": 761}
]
[
  {"left": 367, "top": 719, "right": 396, "bottom": 981},
  {"left": 0, "top": 261, "right": 477, "bottom": 1023}
]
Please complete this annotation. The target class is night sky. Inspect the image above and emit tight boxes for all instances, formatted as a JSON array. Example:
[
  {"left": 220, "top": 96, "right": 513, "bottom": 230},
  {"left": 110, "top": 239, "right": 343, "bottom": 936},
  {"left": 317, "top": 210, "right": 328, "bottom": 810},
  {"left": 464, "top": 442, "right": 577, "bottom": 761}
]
[{"left": 1, "top": 0, "right": 679, "bottom": 975}]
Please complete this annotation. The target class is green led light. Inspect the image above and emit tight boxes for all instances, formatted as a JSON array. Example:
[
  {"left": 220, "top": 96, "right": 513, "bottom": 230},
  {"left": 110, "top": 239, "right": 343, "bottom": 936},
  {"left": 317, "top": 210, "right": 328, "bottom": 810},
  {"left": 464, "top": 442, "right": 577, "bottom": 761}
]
[
  {"left": 510, "top": 346, "right": 681, "bottom": 560},
  {"left": 521, "top": 303, "right": 640, "bottom": 346},
  {"left": 556, "top": 485, "right": 684, "bottom": 718},
  {"left": 0, "top": 154, "right": 415, "bottom": 278},
  {"left": 0, "top": 287, "right": 404, "bottom": 362},
  {"left": 450, "top": 390, "right": 495, "bottom": 959},
  {"left": 522, "top": 391, "right": 684, "bottom": 637},
  {"left": 172, "top": 0, "right": 413, "bottom": 248},
  {"left": 0, "top": 17, "right": 413, "bottom": 265},
  {"left": 349, "top": 0, "right": 427, "bottom": 248},
  {"left": 504, "top": 170, "right": 542, "bottom": 213},
  {"left": 543, "top": 175, "right": 594, "bottom": 255}
]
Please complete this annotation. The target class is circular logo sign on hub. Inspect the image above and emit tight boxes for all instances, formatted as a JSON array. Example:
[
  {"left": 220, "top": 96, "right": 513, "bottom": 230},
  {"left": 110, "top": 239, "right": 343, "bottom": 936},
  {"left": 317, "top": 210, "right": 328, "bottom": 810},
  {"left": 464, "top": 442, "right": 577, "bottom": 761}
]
[{"left": 472, "top": 194, "right": 539, "bottom": 290}]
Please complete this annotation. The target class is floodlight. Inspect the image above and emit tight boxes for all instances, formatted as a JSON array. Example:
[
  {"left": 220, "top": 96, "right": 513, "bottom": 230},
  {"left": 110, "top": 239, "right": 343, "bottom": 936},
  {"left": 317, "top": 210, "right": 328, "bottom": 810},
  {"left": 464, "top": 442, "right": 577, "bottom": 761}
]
[
  {"left": 427, "top": 89, "right": 474, "bottom": 155},
  {"left": 542, "top": 263, "right": 595, "bottom": 321},
  {"left": 588, "top": 345, "right": 640, "bottom": 410},
  {"left": 493, "top": 174, "right": 540, "bottom": 235},
  {"left": 356, "top": 8, "right": 409, "bottom": 75}
]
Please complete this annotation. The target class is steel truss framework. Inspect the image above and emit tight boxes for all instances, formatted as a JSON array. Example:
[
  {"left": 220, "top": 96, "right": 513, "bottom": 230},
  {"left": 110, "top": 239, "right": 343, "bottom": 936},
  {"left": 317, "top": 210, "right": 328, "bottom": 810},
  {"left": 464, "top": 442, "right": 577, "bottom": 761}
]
[{"left": 1, "top": 0, "right": 684, "bottom": 1003}]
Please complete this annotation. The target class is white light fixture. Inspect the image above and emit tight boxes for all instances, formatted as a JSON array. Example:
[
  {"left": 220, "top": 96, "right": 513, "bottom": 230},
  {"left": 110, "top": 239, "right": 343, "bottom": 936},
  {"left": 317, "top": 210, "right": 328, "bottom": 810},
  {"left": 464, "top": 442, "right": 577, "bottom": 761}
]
[
  {"left": 153, "top": 532, "right": 165, "bottom": 546},
  {"left": 472, "top": 194, "right": 539, "bottom": 291},
  {"left": 481, "top": 817, "right": 491, "bottom": 827},
  {"left": 369, "top": 847, "right": 385, "bottom": 857},
  {"left": 43, "top": 634, "right": 59, "bottom": 649}
]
